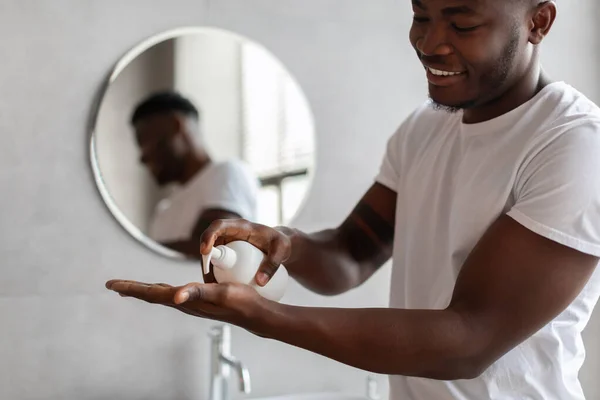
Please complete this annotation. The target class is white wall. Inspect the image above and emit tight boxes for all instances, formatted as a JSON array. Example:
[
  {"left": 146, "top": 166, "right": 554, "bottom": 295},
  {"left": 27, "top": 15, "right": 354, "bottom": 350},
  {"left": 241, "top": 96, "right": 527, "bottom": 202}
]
[{"left": 0, "top": 1, "right": 598, "bottom": 400}]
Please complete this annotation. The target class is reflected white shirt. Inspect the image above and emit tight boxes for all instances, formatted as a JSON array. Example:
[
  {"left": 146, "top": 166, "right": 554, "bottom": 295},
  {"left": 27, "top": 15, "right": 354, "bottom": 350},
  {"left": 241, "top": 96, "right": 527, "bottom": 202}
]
[{"left": 149, "top": 159, "right": 259, "bottom": 242}]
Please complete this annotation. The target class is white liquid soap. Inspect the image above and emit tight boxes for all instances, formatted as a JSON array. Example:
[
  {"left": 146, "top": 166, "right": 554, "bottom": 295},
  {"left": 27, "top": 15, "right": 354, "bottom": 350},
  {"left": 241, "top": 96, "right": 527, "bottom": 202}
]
[{"left": 202, "top": 240, "right": 288, "bottom": 302}]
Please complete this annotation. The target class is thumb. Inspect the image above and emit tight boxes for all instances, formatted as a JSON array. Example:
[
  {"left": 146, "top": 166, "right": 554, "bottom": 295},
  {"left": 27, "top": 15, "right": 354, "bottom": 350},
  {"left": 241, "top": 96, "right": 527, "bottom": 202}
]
[
  {"left": 174, "top": 283, "right": 219, "bottom": 304},
  {"left": 255, "top": 236, "right": 290, "bottom": 286},
  {"left": 256, "top": 259, "right": 279, "bottom": 287}
]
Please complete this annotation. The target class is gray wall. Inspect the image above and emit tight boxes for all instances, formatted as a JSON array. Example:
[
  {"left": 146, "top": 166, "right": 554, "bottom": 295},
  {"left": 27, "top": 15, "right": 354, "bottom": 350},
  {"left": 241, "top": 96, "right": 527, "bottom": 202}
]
[{"left": 0, "top": 1, "right": 598, "bottom": 399}]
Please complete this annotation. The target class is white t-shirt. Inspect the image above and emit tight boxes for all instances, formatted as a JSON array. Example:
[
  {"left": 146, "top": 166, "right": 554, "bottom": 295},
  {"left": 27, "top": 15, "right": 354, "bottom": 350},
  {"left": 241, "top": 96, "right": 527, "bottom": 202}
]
[
  {"left": 376, "top": 82, "right": 600, "bottom": 400},
  {"left": 149, "top": 160, "right": 259, "bottom": 242}
]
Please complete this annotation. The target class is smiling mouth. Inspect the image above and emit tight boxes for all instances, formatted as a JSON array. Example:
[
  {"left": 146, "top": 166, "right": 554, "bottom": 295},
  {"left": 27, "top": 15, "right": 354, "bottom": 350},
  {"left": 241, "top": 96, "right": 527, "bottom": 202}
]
[{"left": 425, "top": 66, "right": 465, "bottom": 77}]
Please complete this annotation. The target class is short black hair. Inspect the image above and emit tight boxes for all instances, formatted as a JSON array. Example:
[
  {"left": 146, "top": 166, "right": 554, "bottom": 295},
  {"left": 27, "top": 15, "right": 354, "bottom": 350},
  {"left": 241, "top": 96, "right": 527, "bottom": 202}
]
[{"left": 131, "top": 91, "right": 200, "bottom": 124}]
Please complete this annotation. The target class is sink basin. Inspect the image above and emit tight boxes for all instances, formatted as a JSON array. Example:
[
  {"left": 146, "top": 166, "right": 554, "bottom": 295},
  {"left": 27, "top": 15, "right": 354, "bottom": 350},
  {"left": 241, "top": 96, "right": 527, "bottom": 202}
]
[{"left": 251, "top": 392, "right": 368, "bottom": 400}]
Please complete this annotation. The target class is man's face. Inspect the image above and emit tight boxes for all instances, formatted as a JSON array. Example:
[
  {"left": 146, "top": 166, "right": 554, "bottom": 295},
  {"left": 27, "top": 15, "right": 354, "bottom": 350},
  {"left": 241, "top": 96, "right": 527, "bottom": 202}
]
[
  {"left": 134, "top": 113, "right": 186, "bottom": 185},
  {"left": 409, "top": 0, "right": 528, "bottom": 111}
]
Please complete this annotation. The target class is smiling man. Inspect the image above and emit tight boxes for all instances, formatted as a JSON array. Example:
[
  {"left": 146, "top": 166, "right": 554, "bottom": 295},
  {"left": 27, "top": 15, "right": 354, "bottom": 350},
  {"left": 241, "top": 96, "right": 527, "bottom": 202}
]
[{"left": 107, "top": 1, "right": 600, "bottom": 399}]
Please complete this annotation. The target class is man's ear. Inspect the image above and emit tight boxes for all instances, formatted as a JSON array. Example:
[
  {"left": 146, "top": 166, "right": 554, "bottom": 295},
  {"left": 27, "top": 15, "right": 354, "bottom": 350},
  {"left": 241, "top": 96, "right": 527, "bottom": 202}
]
[
  {"left": 528, "top": 1, "right": 557, "bottom": 45},
  {"left": 172, "top": 113, "right": 197, "bottom": 151},
  {"left": 172, "top": 113, "right": 185, "bottom": 135}
]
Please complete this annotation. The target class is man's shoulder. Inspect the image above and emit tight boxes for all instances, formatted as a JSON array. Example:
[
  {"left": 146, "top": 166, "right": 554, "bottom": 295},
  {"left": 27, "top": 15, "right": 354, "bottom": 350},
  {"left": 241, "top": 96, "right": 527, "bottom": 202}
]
[
  {"left": 201, "top": 159, "right": 259, "bottom": 190},
  {"left": 536, "top": 82, "right": 600, "bottom": 128},
  {"left": 211, "top": 159, "right": 256, "bottom": 179}
]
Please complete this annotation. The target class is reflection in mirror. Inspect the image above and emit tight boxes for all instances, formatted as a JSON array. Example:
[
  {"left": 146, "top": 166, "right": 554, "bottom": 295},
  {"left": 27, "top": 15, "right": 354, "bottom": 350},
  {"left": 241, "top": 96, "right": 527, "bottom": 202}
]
[{"left": 91, "top": 28, "right": 316, "bottom": 260}]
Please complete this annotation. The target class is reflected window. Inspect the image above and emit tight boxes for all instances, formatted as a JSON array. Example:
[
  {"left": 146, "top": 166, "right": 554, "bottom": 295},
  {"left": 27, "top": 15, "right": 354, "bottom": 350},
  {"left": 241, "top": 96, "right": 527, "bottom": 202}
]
[{"left": 240, "top": 42, "right": 314, "bottom": 225}]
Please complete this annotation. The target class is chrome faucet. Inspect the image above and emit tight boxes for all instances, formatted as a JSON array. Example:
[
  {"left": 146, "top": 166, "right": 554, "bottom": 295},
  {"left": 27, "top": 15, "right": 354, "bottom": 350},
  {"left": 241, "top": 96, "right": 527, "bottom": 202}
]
[
  {"left": 208, "top": 324, "right": 251, "bottom": 400},
  {"left": 366, "top": 375, "right": 381, "bottom": 400}
]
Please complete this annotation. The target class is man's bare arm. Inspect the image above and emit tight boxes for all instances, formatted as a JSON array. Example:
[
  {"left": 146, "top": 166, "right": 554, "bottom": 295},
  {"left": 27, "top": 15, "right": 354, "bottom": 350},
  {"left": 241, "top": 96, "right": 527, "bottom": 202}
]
[
  {"left": 254, "top": 215, "right": 598, "bottom": 378},
  {"left": 200, "top": 183, "right": 397, "bottom": 295}
]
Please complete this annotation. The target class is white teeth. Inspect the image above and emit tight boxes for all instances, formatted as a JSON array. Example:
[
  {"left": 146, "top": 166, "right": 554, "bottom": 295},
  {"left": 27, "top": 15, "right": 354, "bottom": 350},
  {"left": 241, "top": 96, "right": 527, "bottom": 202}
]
[{"left": 428, "top": 67, "right": 462, "bottom": 77}]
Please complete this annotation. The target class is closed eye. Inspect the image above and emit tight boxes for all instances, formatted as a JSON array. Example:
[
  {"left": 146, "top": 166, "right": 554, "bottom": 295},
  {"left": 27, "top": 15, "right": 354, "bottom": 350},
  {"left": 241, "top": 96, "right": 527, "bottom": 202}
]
[{"left": 452, "top": 23, "right": 480, "bottom": 33}]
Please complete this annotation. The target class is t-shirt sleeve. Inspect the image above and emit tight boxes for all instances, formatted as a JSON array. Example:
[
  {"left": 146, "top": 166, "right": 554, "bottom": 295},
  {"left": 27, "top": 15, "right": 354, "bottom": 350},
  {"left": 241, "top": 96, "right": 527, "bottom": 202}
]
[
  {"left": 375, "top": 124, "right": 406, "bottom": 191},
  {"left": 202, "top": 161, "right": 260, "bottom": 221},
  {"left": 506, "top": 120, "right": 600, "bottom": 257},
  {"left": 375, "top": 105, "right": 428, "bottom": 190}
]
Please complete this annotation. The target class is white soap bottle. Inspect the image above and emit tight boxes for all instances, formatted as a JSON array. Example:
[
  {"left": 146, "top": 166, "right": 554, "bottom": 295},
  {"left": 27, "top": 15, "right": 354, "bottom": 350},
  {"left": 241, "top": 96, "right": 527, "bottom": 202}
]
[{"left": 202, "top": 240, "right": 288, "bottom": 302}]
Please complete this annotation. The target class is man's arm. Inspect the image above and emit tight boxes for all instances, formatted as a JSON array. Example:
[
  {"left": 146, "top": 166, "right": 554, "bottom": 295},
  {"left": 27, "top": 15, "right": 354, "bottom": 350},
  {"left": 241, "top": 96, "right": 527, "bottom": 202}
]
[
  {"left": 200, "top": 182, "right": 397, "bottom": 295},
  {"left": 108, "top": 213, "right": 598, "bottom": 379},
  {"left": 161, "top": 208, "right": 241, "bottom": 258},
  {"left": 279, "top": 183, "right": 396, "bottom": 295},
  {"left": 107, "top": 121, "right": 600, "bottom": 379},
  {"left": 252, "top": 215, "right": 598, "bottom": 379}
]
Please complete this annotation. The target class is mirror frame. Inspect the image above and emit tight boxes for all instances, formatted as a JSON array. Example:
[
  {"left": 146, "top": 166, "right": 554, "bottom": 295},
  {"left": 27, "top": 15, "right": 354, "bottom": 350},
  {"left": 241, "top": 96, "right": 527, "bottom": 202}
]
[{"left": 89, "top": 26, "right": 317, "bottom": 261}]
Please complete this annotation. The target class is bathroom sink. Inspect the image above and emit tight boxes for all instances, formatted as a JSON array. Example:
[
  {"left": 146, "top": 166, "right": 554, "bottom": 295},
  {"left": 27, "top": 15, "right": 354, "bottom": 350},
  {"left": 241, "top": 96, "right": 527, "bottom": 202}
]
[{"left": 251, "top": 392, "right": 368, "bottom": 400}]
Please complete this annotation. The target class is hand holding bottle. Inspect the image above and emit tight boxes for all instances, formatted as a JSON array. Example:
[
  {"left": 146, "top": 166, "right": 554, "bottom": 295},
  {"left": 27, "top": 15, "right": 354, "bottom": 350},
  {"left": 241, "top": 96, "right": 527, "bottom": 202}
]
[{"left": 200, "top": 219, "right": 292, "bottom": 294}]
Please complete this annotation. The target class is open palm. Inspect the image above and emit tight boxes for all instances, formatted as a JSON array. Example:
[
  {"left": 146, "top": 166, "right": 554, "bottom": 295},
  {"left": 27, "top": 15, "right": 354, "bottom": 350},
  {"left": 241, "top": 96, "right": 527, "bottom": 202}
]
[{"left": 106, "top": 279, "right": 267, "bottom": 329}]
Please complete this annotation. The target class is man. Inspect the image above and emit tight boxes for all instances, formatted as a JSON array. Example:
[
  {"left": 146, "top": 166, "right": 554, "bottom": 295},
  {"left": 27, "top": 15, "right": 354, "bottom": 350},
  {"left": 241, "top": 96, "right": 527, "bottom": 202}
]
[
  {"left": 131, "top": 91, "right": 259, "bottom": 258},
  {"left": 108, "top": 1, "right": 600, "bottom": 399}
]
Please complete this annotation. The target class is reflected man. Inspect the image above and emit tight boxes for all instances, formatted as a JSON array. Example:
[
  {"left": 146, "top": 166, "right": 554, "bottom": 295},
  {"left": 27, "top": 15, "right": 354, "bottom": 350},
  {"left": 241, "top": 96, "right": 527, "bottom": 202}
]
[{"left": 131, "top": 91, "right": 259, "bottom": 257}]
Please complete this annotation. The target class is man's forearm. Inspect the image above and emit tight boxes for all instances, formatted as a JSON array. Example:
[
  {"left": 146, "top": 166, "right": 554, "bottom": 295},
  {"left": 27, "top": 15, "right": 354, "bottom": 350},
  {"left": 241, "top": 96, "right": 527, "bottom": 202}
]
[
  {"left": 274, "top": 184, "right": 394, "bottom": 295},
  {"left": 276, "top": 227, "right": 367, "bottom": 295},
  {"left": 257, "top": 302, "right": 481, "bottom": 380}
]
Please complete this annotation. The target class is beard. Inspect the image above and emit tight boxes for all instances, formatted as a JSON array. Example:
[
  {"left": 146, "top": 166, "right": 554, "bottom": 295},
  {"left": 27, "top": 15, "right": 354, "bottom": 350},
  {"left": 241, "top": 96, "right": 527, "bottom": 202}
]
[{"left": 429, "top": 26, "right": 520, "bottom": 114}]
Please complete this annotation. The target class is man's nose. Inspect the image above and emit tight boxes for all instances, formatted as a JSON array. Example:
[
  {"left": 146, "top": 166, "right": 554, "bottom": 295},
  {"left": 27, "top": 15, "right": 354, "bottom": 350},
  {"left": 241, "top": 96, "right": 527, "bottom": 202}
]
[{"left": 416, "top": 24, "right": 453, "bottom": 57}]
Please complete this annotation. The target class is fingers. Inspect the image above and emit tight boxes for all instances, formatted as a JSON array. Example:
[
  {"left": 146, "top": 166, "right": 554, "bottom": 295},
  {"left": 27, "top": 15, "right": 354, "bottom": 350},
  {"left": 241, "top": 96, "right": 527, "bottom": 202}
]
[
  {"left": 255, "top": 235, "right": 292, "bottom": 286},
  {"left": 199, "top": 219, "right": 235, "bottom": 255},
  {"left": 106, "top": 280, "right": 219, "bottom": 306},
  {"left": 107, "top": 280, "right": 246, "bottom": 323},
  {"left": 107, "top": 280, "right": 177, "bottom": 305},
  {"left": 108, "top": 279, "right": 261, "bottom": 328},
  {"left": 199, "top": 219, "right": 270, "bottom": 255},
  {"left": 106, "top": 279, "right": 144, "bottom": 290}
]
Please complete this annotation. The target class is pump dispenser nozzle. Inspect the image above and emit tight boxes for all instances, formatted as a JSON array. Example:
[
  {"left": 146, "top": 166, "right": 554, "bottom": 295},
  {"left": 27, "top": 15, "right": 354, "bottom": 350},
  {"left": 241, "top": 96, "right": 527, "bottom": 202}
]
[
  {"left": 202, "top": 246, "right": 237, "bottom": 275},
  {"left": 202, "top": 247, "right": 219, "bottom": 275}
]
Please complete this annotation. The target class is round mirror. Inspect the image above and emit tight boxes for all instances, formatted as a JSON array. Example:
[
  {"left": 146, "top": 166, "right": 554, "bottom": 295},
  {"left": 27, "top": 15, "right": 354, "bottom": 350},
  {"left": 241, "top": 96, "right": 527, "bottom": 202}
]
[{"left": 90, "top": 27, "right": 316, "bottom": 260}]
